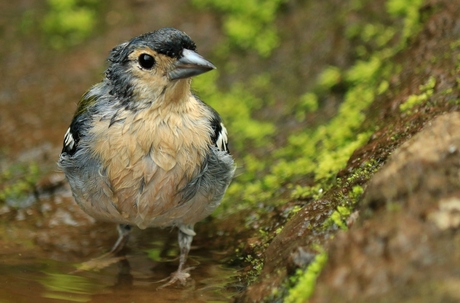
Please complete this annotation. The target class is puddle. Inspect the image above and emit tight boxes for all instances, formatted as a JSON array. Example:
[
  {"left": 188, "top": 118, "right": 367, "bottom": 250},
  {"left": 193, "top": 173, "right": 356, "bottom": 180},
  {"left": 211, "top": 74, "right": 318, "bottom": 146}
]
[
  {"left": 0, "top": 254, "right": 236, "bottom": 303},
  {"left": 0, "top": 253, "right": 237, "bottom": 303},
  {"left": 0, "top": 192, "right": 239, "bottom": 303}
]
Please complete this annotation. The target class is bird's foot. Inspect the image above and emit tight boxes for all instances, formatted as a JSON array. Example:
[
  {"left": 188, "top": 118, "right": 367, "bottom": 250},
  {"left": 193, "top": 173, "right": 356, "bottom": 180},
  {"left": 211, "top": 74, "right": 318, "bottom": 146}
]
[{"left": 156, "top": 267, "right": 195, "bottom": 289}]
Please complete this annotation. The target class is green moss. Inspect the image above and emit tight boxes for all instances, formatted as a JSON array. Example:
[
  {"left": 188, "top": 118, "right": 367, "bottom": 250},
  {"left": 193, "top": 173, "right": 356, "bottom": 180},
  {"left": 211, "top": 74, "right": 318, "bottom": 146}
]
[
  {"left": 350, "top": 161, "right": 379, "bottom": 183},
  {"left": 192, "top": 0, "right": 285, "bottom": 57},
  {"left": 400, "top": 76, "right": 436, "bottom": 112},
  {"left": 322, "top": 202, "right": 352, "bottom": 231},
  {"left": 328, "top": 207, "right": 350, "bottom": 230},
  {"left": 377, "top": 79, "right": 390, "bottom": 95},
  {"left": 442, "top": 88, "right": 453, "bottom": 95},
  {"left": 449, "top": 39, "right": 460, "bottom": 50},
  {"left": 224, "top": 51, "right": 388, "bottom": 215},
  {"left": 291, "top": 184, "right": 324, "bottom": 200},
  {"left": 284, "top": 250, "right": 328, "bottom": 303},
  {"left": 295, "top": 92, "right": 319, "bottom": 121},
  {"left": 42, "top": 0, "right": 100, "bottom": 49},
  {"left": 345, "top": 56, "right": 382, "bottom": 84},
  {"left": 317, "top": 66, "right": 342, "bottom": 92},
  {"left": 280, "top": 18, "right": 404, "bottom": 202},
  {"left": 386, "top": 0, "right": 425, "bottom": 48},
  {"left": 243, "top": 254, "right": 265, "bottom": 284},
  {"left": 0, "top": 162, "right": 40, "bottom": 208},
  {"left": 351, "top": 185, "right": 364, "bottom": 198},
  {"left": 323, "top": 159, "right": 379, "bottom": 230}
]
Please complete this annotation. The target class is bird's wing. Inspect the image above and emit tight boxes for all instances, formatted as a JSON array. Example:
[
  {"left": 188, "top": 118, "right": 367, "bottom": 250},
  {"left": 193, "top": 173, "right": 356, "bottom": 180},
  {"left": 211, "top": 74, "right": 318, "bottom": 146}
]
[
  {"left": 62, "top": 127, "right": 77, "bottom": 155},
  {"left": 61, "top": 111, "right": 89, "bottom": 156},
  {"left": 61, "top": 93, "right": 97, "bottom": 156},
  {"left": 210, "top": 116, "right": 230, "bottom": 153}
]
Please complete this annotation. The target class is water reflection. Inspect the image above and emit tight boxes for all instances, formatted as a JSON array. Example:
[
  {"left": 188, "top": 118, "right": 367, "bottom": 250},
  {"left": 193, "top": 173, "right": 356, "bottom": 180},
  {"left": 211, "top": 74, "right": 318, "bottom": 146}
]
[
  {"left": 0, "top": 244, "right": 237, "bottom": 303},
  {"left": 40, "top": 271, "right": 103, "bottom": 302},
  {"left": 0, "top": 192, "right": 238, "bottom": 303}
]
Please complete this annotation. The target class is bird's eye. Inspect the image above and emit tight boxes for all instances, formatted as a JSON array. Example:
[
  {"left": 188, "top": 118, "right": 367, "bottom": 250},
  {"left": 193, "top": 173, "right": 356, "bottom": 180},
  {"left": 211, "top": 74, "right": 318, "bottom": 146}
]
[{"left": 138, "top": 54, "right": 155, "bottom": 69}]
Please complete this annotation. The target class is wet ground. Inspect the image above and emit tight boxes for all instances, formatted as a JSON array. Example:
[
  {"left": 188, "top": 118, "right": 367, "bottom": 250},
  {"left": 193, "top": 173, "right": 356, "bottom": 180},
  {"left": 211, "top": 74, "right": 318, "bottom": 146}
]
[{"left": 0, "top": 180, "right": 239, "bottom": 303}]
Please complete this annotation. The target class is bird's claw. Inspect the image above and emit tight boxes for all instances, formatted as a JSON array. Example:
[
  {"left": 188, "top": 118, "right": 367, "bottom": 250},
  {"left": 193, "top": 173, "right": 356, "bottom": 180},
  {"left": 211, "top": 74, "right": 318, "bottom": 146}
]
[{"left": 156, "top": 267, "right": 195, "bottom": 289}]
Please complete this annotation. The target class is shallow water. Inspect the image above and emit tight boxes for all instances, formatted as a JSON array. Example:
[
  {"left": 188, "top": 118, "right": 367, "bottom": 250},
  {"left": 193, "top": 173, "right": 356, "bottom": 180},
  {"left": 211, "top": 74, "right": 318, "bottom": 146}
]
[
  {"left": 0, "top": 252, "right": 236, "bottom": 303},
  {"left": 0, "top": 190, "right": 239, "bottom": 303}
]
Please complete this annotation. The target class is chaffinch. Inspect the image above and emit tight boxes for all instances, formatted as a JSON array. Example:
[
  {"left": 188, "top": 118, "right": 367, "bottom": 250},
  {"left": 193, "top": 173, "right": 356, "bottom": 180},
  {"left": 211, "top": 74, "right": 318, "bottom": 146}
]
[{"left": 58, "top": 27, "right": 235, "bottom": 286}]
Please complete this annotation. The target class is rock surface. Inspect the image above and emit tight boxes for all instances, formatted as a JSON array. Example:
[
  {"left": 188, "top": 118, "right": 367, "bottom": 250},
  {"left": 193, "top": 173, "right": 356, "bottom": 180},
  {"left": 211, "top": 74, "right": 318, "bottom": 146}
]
[{"left": 311, "top": 112, "right": 460, "bottom": 303}]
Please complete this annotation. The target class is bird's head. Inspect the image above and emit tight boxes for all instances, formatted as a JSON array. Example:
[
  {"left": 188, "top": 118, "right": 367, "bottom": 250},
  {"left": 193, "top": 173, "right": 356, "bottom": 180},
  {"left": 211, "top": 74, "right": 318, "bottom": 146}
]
[{"left": 104, "top": 28, "right": 215, "bottom": 107}]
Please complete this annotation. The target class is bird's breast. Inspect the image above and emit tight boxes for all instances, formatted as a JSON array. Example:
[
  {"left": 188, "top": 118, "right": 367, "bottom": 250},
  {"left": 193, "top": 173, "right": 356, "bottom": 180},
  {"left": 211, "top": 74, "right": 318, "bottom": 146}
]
[{"left": 88, "top": 97, "right": 214, "bottom": 215}]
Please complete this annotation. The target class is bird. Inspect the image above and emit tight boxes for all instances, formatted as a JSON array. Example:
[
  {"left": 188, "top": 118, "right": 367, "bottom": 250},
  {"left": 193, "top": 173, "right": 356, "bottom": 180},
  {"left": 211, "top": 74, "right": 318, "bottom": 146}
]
[{"left": 58, "top": 27, "right": 235, "bottom": 286}]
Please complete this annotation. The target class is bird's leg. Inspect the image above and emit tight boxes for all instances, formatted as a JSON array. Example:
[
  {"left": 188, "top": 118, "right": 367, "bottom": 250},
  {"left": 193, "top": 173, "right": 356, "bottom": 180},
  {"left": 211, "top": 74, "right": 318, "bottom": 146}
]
[
  {"left": 176, "top": 224, "right": 195, "bottom": 275},
  {"left": 110, "top": 224, "right": 132, "bottom": 254},
  {"left": 157, "top": 224, "right": 196, "bottom": 288}
]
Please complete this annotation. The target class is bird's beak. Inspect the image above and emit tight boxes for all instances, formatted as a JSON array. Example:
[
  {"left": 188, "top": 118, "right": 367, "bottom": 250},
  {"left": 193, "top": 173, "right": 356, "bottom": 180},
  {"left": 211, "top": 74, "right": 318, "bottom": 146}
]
[{"left": 169, "top": 49, "right": 216, "bottom": 80}]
